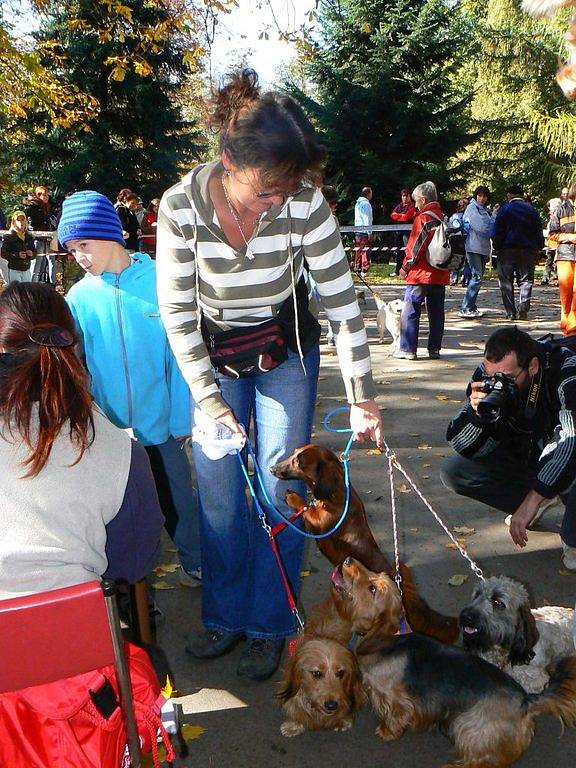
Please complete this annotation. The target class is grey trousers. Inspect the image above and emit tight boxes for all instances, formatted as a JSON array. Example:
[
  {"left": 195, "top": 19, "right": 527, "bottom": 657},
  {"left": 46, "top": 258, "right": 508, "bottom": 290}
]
[{"left": 440, "top": 446, "right": 576, "bottom": 546}]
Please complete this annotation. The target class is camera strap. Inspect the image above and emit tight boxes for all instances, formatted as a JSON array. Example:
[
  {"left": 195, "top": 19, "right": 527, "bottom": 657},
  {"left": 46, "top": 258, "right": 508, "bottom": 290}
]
[{"left": 524, "top": 365, "right": 544, "bottom": 420}]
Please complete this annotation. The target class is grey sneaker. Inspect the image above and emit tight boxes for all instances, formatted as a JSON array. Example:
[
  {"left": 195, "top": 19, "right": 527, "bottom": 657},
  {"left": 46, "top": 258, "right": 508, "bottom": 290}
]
[
  {"left": 179, "top": 566, "right": 202, "bottom": 588},
  {"left": 392, "top": 350, "right": 417, "bottom": 360},
  {"left": 237, "top": 638, "right": 285, "bottom": 681},
  {"left": 562, "top": 544, "right": 576, "bottom": 571},
  {"left": 186, "top": 628, "right": 244, "bottom": 659},
  {"left": 459, "top": 309, "right": 483, "bottom": 318}
]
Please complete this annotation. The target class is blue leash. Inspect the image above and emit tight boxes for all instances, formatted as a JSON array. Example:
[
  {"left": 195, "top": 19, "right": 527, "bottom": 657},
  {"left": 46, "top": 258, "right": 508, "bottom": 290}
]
[{"left": 235, "top": 405, "right": 354, "bottom": 540}]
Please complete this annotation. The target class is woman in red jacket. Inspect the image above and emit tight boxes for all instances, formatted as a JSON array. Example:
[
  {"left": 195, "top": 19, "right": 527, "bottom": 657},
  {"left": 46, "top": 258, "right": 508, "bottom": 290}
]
[
  {"left": 396, "top": 181, "right": 449, "bottom": 360},
  {"left": 390, "top": 188, "right": 416, "bottom": 275}
]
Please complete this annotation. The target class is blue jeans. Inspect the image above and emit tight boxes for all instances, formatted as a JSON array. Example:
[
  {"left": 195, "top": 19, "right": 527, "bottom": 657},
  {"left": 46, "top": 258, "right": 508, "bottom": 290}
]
[
  {"left": 400, "top": 284, "right": 446, "bottom": 354},
  {"left": 145, "top": 438, "right": 201, "bottom": 573},
  {"left": 8, "top": 269, "right": 32, "bottom": 283},
  {"left": 191, "top": 346, "right": 320, "bottom": 639},
  {"left": 460, "top": 252, "right": 487, "bottom": 312}
]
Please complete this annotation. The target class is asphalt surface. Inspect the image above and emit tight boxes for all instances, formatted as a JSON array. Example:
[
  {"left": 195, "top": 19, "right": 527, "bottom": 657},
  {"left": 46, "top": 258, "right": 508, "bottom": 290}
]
[{"left": 151, "top": 276, "right": 576, "bottom": 767}]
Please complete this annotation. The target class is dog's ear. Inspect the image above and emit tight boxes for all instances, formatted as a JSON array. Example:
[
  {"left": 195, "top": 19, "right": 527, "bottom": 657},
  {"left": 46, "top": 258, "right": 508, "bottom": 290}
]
[
  {"left": 356, "top": 614, "right": 399, "bottom": 656},
  {"left": 347, "top": 657, "right": 368, "bottom": 709},
  {"left": 312, "top": 460, "right": 339, "bottom": 501},
  {"left": 276, "top": 654, "right": 300, "bottom": 701},
  {"left": 509, "top": 604, "right": 540, "bottom": 666}
]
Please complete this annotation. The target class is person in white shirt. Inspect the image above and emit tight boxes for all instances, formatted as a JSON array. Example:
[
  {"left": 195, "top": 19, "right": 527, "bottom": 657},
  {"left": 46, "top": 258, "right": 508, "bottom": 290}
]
[{"left": 354, "top": 186, "right": 373, "bottom": 276}]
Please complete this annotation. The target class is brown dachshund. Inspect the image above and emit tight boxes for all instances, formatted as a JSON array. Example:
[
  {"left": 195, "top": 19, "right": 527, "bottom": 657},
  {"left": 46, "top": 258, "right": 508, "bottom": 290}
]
[
  {"left": 277, "top": 557, "right": 399, "bottom": 736},
  {"left": 270, "top": 444, "right": 459, "bottom": 644}
]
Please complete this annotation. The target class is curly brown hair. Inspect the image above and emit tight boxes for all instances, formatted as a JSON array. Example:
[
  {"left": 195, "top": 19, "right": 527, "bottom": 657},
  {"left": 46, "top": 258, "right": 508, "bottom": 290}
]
[{"left": 207, "top": 68, "right": 327, "bottom": 190}]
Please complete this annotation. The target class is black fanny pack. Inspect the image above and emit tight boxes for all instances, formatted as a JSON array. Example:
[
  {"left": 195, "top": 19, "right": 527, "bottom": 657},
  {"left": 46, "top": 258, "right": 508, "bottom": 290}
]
[{"left": 201, "top": 277, "right": 321, "bottom": 379}]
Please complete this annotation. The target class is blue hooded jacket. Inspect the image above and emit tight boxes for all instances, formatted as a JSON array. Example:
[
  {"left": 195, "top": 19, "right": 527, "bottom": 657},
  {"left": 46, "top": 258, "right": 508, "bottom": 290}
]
[{"left": 67, "top": 252, "right": 190, "bottom": 446}]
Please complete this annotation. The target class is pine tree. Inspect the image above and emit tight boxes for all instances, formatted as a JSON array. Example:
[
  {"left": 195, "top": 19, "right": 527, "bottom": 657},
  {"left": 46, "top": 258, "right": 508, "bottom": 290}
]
[
  {"left": 291, "top": 0, "right": 472, "bottom": 215},
  {"left": 10, "top": 0, "right": 203, "bottom": 202},
  {"left": 462, "top": 0, "right": 576, "bottom": 206}
]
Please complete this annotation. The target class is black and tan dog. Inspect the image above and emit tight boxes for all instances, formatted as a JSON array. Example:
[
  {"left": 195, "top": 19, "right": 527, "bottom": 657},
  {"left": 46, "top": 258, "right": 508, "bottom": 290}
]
[
  {"left": 361, "top": 633, "right": 576, "bottom": 768},
  {"left": 271, "top": 444, "right": 459, "bottom": 644}
]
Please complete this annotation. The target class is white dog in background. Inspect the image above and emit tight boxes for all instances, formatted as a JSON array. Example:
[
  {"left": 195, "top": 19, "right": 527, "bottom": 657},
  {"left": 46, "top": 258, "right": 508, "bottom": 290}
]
[{"left": 374, "top": 296, "right": 404, "bottom": 351}]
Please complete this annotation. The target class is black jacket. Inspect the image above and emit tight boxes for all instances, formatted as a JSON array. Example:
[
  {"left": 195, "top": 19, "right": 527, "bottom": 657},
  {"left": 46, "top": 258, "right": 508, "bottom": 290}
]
[
  {"left": 24, "top": 198, "right": 54, "bottom": 232},
  {"left": 446, "top": 341, "right": 576, "bottom": 498},
  {"left": 0, "top": 231, "right": 36, "bottom": 270},
  {"left": 116, "top": 204, "right": 140, "bottom": 250}
]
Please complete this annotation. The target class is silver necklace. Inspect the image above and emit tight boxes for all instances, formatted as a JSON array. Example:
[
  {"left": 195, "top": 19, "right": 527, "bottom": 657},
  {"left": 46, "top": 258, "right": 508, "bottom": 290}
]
[{"left": 221, "top": 172, "right": 260, "bottom": 248}]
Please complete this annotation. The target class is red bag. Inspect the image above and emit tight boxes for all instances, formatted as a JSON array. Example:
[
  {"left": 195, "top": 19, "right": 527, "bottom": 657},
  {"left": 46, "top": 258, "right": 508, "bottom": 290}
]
[{"left": 0, "top": 642, "right": 175, "bottom": 768}]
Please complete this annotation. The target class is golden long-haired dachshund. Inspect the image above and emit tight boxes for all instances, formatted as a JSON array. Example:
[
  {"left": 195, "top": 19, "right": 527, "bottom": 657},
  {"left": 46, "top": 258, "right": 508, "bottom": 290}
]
[
  {"left": 361, "top": 633, "right": 576, "bottom": 768},
  {"left": 277, "top": 557, "right": 401, "bottom": 736},
  {"left": 271, "top": 444, "right": 459, "bottom": 644}
]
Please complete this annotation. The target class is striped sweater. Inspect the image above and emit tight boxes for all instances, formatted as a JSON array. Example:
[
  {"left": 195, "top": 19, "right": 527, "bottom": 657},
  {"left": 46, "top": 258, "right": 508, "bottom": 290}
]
[
  {"left": 446, "top": 344, "right": 576, "bottom": 498},
  {"left": 156, "top": 160, "right": 375, "bottom": 418},
  {"left": 548, "top": 199, "right": 576, "bottom": 261}
]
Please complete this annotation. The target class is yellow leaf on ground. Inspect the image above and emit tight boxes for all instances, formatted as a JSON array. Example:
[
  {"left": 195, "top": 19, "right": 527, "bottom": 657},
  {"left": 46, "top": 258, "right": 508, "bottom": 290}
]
[
  {"left": 409, "top": 396, "right": 421, "bottom": 401},
  {"left": 559, "top": 569, "right": 576, "bottom": 577},
  {"left": 448, "top": 574, "right": 469, "bottom": 587},
  {"left": 435, "top": 394, "right": 449, "bottom": 401},
  {"left": 367, "top": 448, "right": 383, "bottom": 455},
  {"left": 182, "top": 724, "right": 206, "bottom": 741},
  {"left": 155, "top": 563, "right": 180, "bottom": 574},
  {"left": 422, "top": 475, "right": 430, "bottom": 479},
  {"left": 396, "top": 483, "right": 410, "bottom": 494},
  {"left": 453, "top": 525, "right": 476, "bottom": 536},
  {"left": 152, "top": 582, "right": 175, "bottom": 590},
  {"left": 409, "top": 527, "right": 419, "bottom": 533},
  {"left": 418, "top": 444, "right": 431, "bottom": 450},
  {"left": 300, "top": 570, "right": 311, "bottom": 578},
  {"left": 164, "top": 547, "right": 178, "bottom": 553},
  {"left": 408, "top": 433, "right": 420, "bottom": 437},
  {"left": 423, "top": 463, "right": 431, "bottom": 467},
  {"left": 445, "top": 542, "right": 458, "bottom": 549}
]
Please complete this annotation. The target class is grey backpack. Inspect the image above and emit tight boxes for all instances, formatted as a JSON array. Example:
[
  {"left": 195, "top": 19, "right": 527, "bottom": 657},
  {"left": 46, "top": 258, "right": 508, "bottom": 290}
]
[{"left": 425, "top": 211, "right": 465, "bottom": 271}]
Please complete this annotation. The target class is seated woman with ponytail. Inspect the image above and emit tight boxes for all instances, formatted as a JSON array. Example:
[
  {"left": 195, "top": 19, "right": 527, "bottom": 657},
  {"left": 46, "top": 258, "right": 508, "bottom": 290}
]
[
  {"left": 156, "top": 68, "right": 383, "bottom": 680},
  {"left": 0, "top": 282, "right": 164, "bottom": 600}
]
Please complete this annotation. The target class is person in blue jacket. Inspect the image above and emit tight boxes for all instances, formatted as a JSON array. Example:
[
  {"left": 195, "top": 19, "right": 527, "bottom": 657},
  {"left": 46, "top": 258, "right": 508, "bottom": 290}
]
[
  {"left": 60, "top": 191, "right": 201, "bottom": 587},
  {"left": 458, "top": 186, "right": 496, "bottom": 319}
]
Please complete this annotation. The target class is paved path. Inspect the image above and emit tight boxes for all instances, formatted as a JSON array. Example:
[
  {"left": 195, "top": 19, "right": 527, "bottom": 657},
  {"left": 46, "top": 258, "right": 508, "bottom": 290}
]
[{"left": 152, "top": 277, "right": 576, "bottom": 767}]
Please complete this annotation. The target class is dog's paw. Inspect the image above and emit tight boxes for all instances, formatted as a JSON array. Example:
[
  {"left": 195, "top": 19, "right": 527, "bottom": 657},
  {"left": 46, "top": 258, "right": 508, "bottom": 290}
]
[
  {"left": 281, "top": 721, "right": 305, "bottom": 738},
  {"left": 375, "top": 722, "right": 397, "bottom": 741},
  {"left": 284, "top": 490, "right": 305, "bottom": 509},
  {"left": 333, "top": 718, "right": 353, "bottom": 732}
]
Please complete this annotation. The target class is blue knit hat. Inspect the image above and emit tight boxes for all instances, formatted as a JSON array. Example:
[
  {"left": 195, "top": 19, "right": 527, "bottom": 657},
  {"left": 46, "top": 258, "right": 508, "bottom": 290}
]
[{"left": 58, "top": 191, "right": 125, "bottom": 247}]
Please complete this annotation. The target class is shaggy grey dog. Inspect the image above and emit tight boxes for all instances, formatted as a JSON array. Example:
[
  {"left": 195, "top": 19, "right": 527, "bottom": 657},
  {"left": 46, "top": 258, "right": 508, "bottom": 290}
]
[{"left": 459, "top": 575, "right": 574, "bottom": 692}]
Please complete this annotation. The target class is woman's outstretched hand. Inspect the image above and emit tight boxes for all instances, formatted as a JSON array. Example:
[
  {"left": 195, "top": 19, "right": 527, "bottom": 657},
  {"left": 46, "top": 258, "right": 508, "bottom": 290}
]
[{"left": 350, "top": 400, "right": 383, "bottom": 450}]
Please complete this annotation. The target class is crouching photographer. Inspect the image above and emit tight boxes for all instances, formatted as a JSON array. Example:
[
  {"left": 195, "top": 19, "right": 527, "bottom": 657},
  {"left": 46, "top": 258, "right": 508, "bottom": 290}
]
[{"left": 440, "top": 326, "right": 576, "bottom": 570}]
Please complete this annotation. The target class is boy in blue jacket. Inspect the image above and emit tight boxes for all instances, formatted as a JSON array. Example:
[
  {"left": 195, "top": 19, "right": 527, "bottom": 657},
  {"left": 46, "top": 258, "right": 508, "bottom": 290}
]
[{"left": 60, "top": 191, "right": 201, "bottom": 586}]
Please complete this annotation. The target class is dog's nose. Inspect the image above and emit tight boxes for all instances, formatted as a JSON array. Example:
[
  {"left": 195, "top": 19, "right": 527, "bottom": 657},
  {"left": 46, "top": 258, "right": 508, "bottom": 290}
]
[
  {"left": 458, "top": 607, "right": 477, "bottom": 627},
  {"left": 324, "top": 700, "right": 338, "bottom": 712},
  {"left": 343, "top": 556, "right": 353, "bottom": 567}
]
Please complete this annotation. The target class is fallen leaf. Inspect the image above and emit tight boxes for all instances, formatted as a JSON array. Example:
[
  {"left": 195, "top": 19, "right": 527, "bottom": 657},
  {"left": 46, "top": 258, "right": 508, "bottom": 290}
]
[
  {"left": 396, "top": 483, "right": 411, "bottom": 494},
  {"left": 300, "top": 569, "right": 311, "bottom": 578},
  {"left": 409, "top": 396, "right": 421, "bottom": 401},
  {"left": 445, "top": 542, "right": 458, "bottom": 550},
  {"left": 418, "top": 444, "right": 431, "bottom": 450},
  {"left": 559, "top": 569, "right": 576, "bottom": 577},
  {"left": 448, "top": 574, "right": 469, "bottom": 587},
  {"left": 152, "top": 582, "right": 175, "bottom": 590},
  {"left": 181, "top": 724, "right": 206, "bottom": 741},
  {"left": 444, "top": 363, "right": 456, "bottom": 368},
  {"left": 435, "top": 452, "right": 446, "bottom": 457},
  {"left": 367, "top": 448, "right": 384, "bottom": 455},
  {"left": 422, "top": 475, "right": 430, "bottom": 479},
  {"left": 435, "top": 394, "right": 449, "bottom": 401},
  {"left": 453, "top": 525, "right": 476, "bottom": 536},
  {"left": 408, "top": 433, "right": 420, "bottom": 437},
  {"left": 163, "top": 547, "right": 178, "bottom": 553},
  {"left": 153, "top": 563, "right": 180, "bottom": 575},
  {"left": 423, "top": 463, "right": 431, "bottom": 468},
  {"left": 409, "top": 527, "right": 419, "bottom": 532}
]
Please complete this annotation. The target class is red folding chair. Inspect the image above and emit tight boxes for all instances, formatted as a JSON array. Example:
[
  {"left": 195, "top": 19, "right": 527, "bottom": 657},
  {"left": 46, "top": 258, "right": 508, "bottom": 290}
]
[{"left": 0, "top": 580, "right": 142, "bottom": 767}]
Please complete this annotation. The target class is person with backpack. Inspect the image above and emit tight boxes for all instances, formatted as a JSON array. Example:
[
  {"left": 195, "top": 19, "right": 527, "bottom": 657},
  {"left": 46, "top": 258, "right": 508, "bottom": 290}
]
[
  {"left": 396, "top": 181, "right": 449, "bottom": 360},
  {"left": 548, "top": 182, "right": 576, "bottom": 335},
  {"left": 458, "top": 186, "right": 496, "bottom": 319}
]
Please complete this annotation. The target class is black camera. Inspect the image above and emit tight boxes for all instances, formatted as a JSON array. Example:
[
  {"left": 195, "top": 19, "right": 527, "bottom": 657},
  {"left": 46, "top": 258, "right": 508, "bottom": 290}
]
[{"left": 477, "top": 372, "right": 520, "bottom": 422}]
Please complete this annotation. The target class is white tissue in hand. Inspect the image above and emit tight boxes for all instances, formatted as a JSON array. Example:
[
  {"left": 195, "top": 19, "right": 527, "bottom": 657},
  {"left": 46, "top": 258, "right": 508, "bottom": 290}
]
[{"left": 192, "top": 409, "right": 246, "bottom": 460}]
